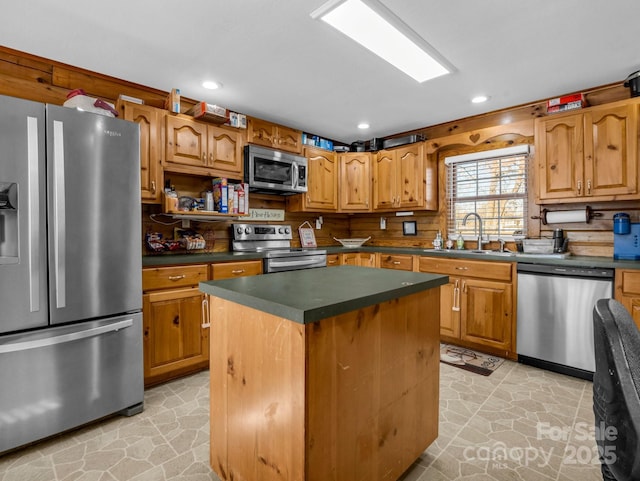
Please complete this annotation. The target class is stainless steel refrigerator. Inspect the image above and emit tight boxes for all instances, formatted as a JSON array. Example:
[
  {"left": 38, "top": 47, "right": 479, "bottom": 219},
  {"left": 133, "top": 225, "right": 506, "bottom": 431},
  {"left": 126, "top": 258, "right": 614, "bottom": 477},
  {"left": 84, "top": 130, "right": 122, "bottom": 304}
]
[{"left": 0, "top": 95, "right": 143, "bottom": 453}]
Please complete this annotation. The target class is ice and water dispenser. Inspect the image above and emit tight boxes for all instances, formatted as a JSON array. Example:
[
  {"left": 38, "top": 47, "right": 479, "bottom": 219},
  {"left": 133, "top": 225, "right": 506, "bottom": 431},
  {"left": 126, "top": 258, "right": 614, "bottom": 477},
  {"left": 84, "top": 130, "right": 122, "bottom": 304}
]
[{"left": 0, "top": 182, "right": 18, "bottom": 264}]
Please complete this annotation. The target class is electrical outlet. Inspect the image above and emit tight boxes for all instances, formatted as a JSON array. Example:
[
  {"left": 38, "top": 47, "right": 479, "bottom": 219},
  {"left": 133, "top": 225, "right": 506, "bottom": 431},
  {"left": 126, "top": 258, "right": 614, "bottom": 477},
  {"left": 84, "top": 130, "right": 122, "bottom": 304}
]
[
  {"left": 380, "top": 217, "right": 386, "bottom": 230},
  {"left": 315, "top": 219, "right": 322, "bottom": 229}
]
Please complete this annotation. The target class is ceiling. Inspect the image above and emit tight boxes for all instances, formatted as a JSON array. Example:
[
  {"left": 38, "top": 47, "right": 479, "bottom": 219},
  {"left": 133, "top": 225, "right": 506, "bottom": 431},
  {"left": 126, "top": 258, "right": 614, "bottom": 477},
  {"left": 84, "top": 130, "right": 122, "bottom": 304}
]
[{"left": 2, "top": 1, "right": 640, "bottom": 143}]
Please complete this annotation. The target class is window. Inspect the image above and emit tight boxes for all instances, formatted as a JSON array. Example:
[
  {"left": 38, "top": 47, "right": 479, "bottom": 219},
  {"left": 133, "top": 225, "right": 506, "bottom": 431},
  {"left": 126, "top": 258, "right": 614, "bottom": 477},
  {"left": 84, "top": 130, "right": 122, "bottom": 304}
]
[{"left": 445, "top": 145, "right": 529, "bottom": 240}]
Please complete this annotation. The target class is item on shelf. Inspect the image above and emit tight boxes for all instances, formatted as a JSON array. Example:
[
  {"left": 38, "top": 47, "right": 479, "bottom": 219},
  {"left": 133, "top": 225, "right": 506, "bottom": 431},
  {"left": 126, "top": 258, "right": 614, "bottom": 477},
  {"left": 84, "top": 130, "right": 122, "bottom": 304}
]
[
  {"left": 212, "top": 177, "right": 228, "bottom": 213},
  {"left": 227, "top": 111, "right": 247, "bottom": 129},
  {"left": 547, "top": 93, "right": 587, "bottom": 108},
  {"left": 63, "top": 89, "right": 118, "bottom": 117},
  {"left": 382, "top": 134, "right": 424, "bottom": 149},
  {"left": 164, "top": 88, "right": 180, "bottom": 113},
  {"left": 186, "top": 102, "right": 228, "bottom": 123},
  {"left": 522, "top": 238, "right": 555, "bottom": 254},
  {"left": 333, "top": 236, "right": 371, "bottom": 248},
  {"left": 624, "top": 71, "right": 640, "bottom": 97},
  {"left": 118, "top": 94, "right": 143, "bottom": 104},
  {"left": 178, "top": 196, "right": 194, "bottom": 211}
]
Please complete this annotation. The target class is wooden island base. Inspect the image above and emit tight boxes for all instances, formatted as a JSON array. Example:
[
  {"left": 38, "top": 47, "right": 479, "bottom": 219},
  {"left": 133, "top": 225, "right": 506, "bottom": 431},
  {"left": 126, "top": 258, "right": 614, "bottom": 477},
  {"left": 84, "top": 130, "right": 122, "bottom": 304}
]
[{"left": 209, "top": 288, "right": 440, "bottom": 481}]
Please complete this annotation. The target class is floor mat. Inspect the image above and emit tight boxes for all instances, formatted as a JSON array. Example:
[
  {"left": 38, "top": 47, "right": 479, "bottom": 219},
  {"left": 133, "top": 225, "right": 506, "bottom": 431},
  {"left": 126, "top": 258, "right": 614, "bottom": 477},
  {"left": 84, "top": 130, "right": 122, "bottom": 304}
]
[{"left": 440, "top": 343, "right": 505, "bottom": 376}]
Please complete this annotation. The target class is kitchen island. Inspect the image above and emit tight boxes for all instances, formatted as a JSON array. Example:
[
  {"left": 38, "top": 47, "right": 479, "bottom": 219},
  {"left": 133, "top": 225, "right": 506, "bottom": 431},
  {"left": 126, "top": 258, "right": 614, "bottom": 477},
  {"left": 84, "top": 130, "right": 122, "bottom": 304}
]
[{"left": 200, "top": 265, "right": 448, "bottom": 481}]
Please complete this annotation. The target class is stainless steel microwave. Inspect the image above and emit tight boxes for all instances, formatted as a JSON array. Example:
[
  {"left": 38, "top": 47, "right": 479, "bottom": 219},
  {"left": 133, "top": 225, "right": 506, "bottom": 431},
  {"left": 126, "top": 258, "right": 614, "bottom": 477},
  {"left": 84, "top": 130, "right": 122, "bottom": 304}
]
[{"left": 244, "top": 145, "right": 307, "bottom": 194}]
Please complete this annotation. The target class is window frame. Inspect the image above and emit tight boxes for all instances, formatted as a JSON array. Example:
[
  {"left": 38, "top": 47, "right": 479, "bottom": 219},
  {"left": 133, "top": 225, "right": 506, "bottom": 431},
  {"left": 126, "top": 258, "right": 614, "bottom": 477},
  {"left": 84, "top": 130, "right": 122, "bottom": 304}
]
[{"left": 444, "top": 145, "right": 530, "bottom": 242}]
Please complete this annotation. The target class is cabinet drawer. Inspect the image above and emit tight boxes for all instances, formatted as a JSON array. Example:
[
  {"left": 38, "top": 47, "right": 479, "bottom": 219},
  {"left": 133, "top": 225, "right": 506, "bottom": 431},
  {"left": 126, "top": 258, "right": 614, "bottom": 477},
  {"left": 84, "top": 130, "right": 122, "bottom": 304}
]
[
  {"left": 211, "top": 260, "right": 262, "bottom": 279},
  {"left": 418, "top": 256, "right": 512, "bottom": 282},
  {"left": 326, "top": 254, "right": 341, "bottom": 267},
  {"left": 378, "top": 254, "right": 413, "bottom": 271},
  {"left": 143, "top": 264, "right": 208, "bottom": 291}
]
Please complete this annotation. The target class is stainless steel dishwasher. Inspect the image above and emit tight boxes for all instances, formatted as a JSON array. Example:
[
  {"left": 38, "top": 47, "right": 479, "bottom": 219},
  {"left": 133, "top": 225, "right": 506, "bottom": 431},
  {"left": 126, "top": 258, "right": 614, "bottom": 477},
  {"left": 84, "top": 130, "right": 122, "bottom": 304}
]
[{"left": 516, "top": 263, "right": 614, "bottom": 380}]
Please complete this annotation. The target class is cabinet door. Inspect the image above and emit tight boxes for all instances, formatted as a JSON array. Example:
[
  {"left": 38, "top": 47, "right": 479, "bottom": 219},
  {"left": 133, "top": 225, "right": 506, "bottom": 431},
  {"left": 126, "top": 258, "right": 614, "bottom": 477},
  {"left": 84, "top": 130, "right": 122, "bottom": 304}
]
[
  {"left": 341, "top": 252, "right": 359, "bottom": 266},
  {"left": 207, "top": 125, "right": 243, "bottom": 177},
  {"left": 305, "top": 147, "right": 338, "bottom": 210},
  {"left": 326, "top": 253, "right": 341, "bottom": 267},
  {"left": 121, "top": 103, "right": 163, "bottom": 203},
  {"left": 460, "top": 278, "right": 512, "bottom": 351},
  {"left": 396, "top": 143, "right": 424, "bottom": 209},
  {"left": 339, "top": 153, "right": 371, "bottom": 212},
  {"left": 373, "top": 150, "right": 396, "bottom": 210},
  {"left": 143, "top": 287, "right": 209, "bottom": 383},
  {"left": 276, "top": 125, "right": 303, "bottom": 153},
  {"left": 166, "top": 116, "right": 208, "bottom": 168},
  {"left": 440, "top": 277, "right": 461, "bottom": 338},
  {"left": 536, "top": 114, "right": 584, "bottom": 201},
  {"left": 584, "top": 103, "right": 638, "bottom": 198},
  {"left": 247, "top": 118, "right": 277, "bottom": 148},
  {"left": 358, "top": 252, "right": 377, "bottom": 268}
]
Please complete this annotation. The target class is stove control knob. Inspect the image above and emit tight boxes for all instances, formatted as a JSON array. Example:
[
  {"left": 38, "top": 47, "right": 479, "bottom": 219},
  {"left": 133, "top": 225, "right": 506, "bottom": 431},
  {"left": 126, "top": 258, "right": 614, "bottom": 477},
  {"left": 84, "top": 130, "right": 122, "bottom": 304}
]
[
  {"left": 278, "top": 227, "right": 285, "bottom": 234},
  {"left": 244, "top": 227, "right": 252, "bottom": 234},
  {"left": 236, "top": 227, "right": 244, "bottom": 235},
  {"left": 284, "top": 227, "right": 291, "bottom": 234}
]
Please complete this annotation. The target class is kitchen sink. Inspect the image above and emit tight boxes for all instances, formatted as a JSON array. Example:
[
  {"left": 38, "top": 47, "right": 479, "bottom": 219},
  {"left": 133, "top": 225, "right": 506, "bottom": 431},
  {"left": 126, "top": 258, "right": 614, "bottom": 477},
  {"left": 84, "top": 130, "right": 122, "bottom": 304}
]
[
  {"left": 468, "top": 249, "right": 516, "bottom": 257},
  {"left": 422, "top": 248, "right": 516, "bottom": 257}
]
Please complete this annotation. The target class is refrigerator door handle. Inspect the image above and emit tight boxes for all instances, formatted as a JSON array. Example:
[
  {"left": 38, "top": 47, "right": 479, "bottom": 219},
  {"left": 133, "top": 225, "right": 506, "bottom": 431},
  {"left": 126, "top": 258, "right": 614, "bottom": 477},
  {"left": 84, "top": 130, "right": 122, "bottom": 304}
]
[
  {"left": 27, "top": 116, "right": 41, "bottom": 313},
  {"left": 52, "top": 120, "right": 66, "bottom": 309},
  {"left": 0, "top": 319, "right": 134, "bottom": 354}
]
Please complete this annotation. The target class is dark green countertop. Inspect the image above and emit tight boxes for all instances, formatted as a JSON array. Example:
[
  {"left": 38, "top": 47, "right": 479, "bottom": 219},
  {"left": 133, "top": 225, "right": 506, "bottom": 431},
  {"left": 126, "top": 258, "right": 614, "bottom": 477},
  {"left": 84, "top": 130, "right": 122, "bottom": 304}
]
[
  {"left": 145, "top": 245, "right": 640, "bottom": 270},
  {"left": 199, "top": 265, "right": 448, "bottom": 324}
]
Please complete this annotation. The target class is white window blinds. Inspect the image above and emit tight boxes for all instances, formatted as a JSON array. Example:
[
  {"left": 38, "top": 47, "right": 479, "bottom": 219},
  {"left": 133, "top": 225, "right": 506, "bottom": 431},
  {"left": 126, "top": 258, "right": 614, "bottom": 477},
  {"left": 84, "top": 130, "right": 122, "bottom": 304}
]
[{"left": 445, "top": 145, "right": 529, "bottom": 240}]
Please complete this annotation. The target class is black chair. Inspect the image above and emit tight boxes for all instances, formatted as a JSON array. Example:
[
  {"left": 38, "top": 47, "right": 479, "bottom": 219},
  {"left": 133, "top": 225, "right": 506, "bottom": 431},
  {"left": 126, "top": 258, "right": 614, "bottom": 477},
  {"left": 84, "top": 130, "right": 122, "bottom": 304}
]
[{"left": 593, "top": 298, "right": 640, "bottom": 481}]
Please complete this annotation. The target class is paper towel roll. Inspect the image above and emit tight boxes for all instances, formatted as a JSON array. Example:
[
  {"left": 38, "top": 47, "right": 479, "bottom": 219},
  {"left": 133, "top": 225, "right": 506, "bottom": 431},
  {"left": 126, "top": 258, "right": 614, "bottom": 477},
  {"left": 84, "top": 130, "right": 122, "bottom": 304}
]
[{"left": 544, "top": 209, "right": 588, "bottom": 224}]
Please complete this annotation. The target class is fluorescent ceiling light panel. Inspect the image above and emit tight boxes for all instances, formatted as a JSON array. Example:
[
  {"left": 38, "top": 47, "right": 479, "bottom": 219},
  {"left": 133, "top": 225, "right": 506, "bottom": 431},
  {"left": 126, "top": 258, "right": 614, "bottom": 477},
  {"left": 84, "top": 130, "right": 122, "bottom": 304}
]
[{"left": 312, "top": 0, "right": 453, "bottom": 83}]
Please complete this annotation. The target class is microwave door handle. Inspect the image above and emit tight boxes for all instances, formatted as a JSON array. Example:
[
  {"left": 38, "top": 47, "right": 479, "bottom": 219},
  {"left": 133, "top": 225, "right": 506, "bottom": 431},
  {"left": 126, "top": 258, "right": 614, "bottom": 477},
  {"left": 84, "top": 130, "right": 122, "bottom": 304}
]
[{"left": 292, "top": 163, "right": 298, "bottom": 189}]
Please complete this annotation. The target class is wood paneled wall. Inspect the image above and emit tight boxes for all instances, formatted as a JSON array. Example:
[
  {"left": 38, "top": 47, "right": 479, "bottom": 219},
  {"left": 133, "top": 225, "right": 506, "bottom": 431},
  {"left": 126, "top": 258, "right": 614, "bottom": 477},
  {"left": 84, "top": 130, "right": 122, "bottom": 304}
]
[{"left": 2, "top": 45, "right": 637, "bottom": 257}]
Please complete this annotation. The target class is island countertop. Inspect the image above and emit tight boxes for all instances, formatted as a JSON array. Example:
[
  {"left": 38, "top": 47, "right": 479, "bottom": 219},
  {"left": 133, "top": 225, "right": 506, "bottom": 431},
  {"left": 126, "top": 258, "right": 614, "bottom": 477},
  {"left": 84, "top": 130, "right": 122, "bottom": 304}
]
[{"left": 199, "top": 265, "right": 448, "bottom": 324}]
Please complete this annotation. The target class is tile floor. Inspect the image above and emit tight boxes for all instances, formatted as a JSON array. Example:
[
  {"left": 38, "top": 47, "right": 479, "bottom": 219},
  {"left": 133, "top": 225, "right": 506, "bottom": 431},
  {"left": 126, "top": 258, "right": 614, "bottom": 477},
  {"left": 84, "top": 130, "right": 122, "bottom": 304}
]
[{"left": 0, "top": 361, "right": 602, "bottom": 481}]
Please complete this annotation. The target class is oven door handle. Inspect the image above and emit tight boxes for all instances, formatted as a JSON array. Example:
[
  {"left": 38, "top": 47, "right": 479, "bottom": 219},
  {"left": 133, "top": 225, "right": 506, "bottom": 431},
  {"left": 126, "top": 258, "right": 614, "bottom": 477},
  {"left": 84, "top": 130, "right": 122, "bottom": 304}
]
[{"left": 268, "top": 258, "right": 323, "bottom": 268}]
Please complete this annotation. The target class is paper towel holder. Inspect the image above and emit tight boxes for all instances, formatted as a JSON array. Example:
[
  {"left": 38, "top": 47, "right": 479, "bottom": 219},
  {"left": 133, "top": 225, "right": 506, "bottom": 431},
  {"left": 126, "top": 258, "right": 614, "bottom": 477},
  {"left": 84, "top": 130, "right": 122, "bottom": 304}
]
[{"left": 533, "top": 206, "right": 602, "bottom": 225}]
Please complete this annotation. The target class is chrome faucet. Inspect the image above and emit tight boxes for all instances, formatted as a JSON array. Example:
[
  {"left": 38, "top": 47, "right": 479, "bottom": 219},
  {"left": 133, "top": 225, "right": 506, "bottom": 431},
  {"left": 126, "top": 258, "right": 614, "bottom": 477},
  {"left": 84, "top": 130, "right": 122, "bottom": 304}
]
[{"left": 462, "top": 212, "right": 483, "bottom": 251}]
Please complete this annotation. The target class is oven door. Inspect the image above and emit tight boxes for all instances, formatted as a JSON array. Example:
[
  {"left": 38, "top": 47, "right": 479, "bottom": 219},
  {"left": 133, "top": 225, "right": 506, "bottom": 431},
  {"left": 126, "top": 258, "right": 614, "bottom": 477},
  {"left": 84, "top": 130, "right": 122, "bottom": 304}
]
[{"left": 264, "top": 254, "right": 327, "bottom": 273}]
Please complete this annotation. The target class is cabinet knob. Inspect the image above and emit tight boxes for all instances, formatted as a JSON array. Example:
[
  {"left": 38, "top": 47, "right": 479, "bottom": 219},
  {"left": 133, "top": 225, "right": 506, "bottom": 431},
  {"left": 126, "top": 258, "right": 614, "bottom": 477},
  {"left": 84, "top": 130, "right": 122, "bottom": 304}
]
[
  {"left": 151, "top": 181, "right": 156, "bottom": 195},
  {"left": 173, "top": 316, "right": 180, "bottom": 326},
  {"left": 577, "top": 180, "right": 582, "bottom": 195},
  {"left": 587, "top": 179, "right": 592, "bottom": 194}
]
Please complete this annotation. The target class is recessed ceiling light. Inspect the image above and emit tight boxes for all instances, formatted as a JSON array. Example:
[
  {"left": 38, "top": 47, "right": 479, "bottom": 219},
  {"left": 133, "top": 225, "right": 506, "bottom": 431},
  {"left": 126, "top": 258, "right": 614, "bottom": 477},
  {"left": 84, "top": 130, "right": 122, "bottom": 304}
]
[
  {"left": 358, "top": 122, "right": 370, "bottom": 129},
  {"left": 471, "top": 95, "right": 489, "bottom": 103},
  {"left": 311, "top": 0, "right": 454, "bottom": 83},
  {"left": 202, "top": 80, "right": 222, "bottom": 90}
]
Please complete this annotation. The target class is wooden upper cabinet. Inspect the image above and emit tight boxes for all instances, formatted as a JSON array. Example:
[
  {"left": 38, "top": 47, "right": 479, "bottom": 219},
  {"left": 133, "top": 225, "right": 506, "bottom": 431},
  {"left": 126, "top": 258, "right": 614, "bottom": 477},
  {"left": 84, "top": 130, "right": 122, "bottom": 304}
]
[
  {"left": 585, "top": 103, "right": 638, "bottom": 197},
  {"left": 373, "top": 143, "right": 425, "bottom": 211},
  {"left": 247, "top": 117, "right": 302, "bottom": 153},
  {"left": 166, "top": 115, "right": 208, "bottom": 168},
  {"left": 165, "top": 115, "right": 243, "bottom": 179},
  {"left": 207, "top": 125, "right": 243, "bottom": 176},
  {"left": 287, "top": 146, "right": 338, "bottom": 212},
  {"left": 536, "top": 98, "right": 640, "bottom": 203},
  {"left": 119, "top": 102, "right": 164, "bottom": 203},
  {"left": 339, "top": 152, "right": 371, "bottom": 212}
]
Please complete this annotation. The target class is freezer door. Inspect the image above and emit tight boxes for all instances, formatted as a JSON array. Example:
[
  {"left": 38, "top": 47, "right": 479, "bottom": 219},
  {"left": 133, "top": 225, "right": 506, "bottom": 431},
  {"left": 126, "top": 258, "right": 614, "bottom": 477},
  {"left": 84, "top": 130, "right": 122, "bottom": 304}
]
[
  {"left": 0, "top": 95, "right": 48, "bottom": 334},
  {"left": 0, "top": 313, "right": 143, "bottom": 453},
  {"left": 46, "top": 105, "right": 142, "bottom": 324}
]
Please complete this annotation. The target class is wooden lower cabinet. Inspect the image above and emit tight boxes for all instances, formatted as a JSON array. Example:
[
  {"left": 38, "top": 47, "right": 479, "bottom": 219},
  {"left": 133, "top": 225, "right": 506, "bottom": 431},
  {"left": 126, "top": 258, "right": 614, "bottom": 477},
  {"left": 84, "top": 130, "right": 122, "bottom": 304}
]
[
  {"left": 418, "top": 256, "right": 516, "bottom": 359},
  {"left": 142, "top": 260, "right": 262, "bottom": 386},
  {"left": 143, "top": 287, "right": 209, "bottom": 385},
  {"left": 210, "top": 260, "right": 263, "bottom": 279},
  {"left": 340, "top": 251, "right": 377, "bottom": 267},
  {"left": 378, "top": 253, "right": 414, "bottom": 271},
  {"left": 142, "top": 264, "right": 209, "bottom": 386},
  {"left": 326, "top": 253, "right": 341, "bottom": 267},
  {"left": 615, "top": 269, "right": 640, "bottom": 329}
]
